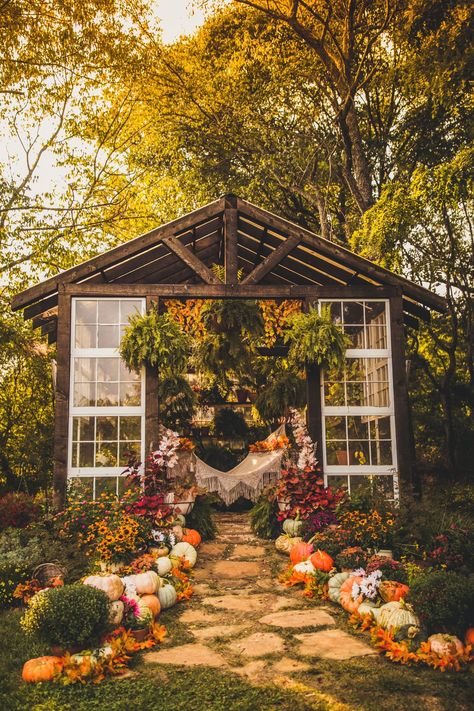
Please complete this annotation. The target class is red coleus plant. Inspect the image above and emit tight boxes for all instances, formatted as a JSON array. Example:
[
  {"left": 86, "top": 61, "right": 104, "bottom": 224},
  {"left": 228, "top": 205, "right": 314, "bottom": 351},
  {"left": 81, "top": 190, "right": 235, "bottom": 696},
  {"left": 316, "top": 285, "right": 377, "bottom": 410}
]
[{"left": 275, "top": 465, "right": 345, "bottom": 521}]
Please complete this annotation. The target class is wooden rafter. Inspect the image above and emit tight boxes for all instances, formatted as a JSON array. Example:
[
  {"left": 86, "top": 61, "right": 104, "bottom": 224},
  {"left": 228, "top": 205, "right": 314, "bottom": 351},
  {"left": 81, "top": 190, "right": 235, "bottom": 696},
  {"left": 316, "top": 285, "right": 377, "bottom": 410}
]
[
  {"left": 242, "top": 233, "right": 302, "bottom": 284},
  {"left": 224, "top": 194, "right": 238, "bottom": 284},
  {"left": 161, "top": 235, "right": 220, "bottom": 284}
]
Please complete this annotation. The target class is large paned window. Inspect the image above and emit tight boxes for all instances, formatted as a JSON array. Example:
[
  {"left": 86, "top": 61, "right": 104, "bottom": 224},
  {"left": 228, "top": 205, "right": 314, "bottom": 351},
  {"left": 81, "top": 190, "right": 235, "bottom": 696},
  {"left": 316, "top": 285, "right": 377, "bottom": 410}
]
[
  {"left": 320, "top": 300, "right": 398, "bottom": 499},
  {"left": 69, "top": 298, "right": 145, "bottom": 497}
]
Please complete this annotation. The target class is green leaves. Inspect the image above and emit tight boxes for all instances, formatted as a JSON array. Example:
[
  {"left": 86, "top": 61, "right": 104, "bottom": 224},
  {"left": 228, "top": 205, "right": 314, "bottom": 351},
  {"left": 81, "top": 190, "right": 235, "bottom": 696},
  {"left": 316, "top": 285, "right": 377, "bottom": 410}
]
[
  {"left": 120, "top": 308, "right": 191, "bottom": 375},
  {"left": 284, "top": 306, "right": 350, "bottom": 372}
]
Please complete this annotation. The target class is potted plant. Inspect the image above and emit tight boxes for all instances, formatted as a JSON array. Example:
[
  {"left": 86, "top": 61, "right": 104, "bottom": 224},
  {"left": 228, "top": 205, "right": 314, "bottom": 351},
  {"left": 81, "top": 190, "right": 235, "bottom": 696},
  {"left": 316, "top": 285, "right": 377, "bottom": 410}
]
[
  {"left": 120, "top": 594, "right": 153, "bottom": 641},
  {"left": 255, "top": 371, "right": 306, "bottom": 424}
]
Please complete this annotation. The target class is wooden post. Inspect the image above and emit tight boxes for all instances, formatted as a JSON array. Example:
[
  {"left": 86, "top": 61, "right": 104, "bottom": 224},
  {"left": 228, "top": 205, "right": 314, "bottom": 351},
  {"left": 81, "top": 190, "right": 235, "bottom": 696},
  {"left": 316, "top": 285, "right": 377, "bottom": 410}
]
[
  {"left": 303, "top": 298, "right": 323, "bottom": 464},
  {"left": 52, "top": 286, "right": 71, "bottom": 510},
  {"left": 224, "top": 194, "right": 238, "bottom": 285},
  {"left": 145, "top": 296, "right": 160, "bottom": 453},
  {"left": 390, "top": 292, "right": 413, "bottom": 490}
]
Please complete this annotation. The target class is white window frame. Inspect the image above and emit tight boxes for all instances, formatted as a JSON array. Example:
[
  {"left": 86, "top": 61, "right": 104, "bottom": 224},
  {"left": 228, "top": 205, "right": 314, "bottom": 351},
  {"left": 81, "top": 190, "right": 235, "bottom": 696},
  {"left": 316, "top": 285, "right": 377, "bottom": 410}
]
[
  {"left": 319, "top": 299, "right": 398, "bottom": 486},
  {"left": 68, "top": 297, "right": 146, "bottom": 485}
]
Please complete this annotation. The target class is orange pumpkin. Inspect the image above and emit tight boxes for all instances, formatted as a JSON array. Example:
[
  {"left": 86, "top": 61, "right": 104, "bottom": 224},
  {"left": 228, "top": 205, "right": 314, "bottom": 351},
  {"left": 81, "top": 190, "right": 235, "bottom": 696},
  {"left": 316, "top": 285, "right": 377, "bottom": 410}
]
[
  {"left": 379, "top": 580, "right": 409, "bottom": 603},
  {"left": 140, "top": 594, "right": 161, "bottom": 618},
  {"left": 310, "top": 549, "right": 334, "bottom": 572},
  {"left": 182, "top": 528, "right": 201, "bottom": 547},
  {"left": 22, "top": 656, "right": 63, "bottom": 683},
  {"left": 290, "top": 542, "right": 314, "bottom": 565},
  {"left": 465, "top": 628, "right": 474, "bottom": 647},
  {"left": 339, "top": 575, "right": 364, "bottom": 613}
]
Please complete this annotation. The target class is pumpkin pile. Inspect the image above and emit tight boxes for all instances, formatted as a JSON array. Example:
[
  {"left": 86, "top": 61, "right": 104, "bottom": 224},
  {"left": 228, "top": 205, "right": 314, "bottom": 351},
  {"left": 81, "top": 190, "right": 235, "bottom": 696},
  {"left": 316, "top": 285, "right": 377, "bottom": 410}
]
[
  {"left": 276, "top": 516, "right": 473, "bottom": 671},
  {"left": 20, "top": 522, "right": 203, "bottom": 684}
]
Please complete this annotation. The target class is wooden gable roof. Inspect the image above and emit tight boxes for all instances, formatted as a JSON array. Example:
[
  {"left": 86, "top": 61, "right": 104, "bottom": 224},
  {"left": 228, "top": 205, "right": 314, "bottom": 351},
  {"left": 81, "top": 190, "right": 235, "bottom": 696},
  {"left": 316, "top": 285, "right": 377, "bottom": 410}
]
[{"left": 12, "top": 194, "right": 446, "bottom": 342}]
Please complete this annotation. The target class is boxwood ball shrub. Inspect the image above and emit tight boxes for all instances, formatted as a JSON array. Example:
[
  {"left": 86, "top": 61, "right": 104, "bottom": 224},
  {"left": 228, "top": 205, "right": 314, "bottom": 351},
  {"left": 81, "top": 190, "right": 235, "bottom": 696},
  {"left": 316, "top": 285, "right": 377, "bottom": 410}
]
[
  {"left": 407, "top": 570, "right": 474, "bottom": 636},
  {"left": 21, "top": 584, "right": 110, "bottom": 649}
]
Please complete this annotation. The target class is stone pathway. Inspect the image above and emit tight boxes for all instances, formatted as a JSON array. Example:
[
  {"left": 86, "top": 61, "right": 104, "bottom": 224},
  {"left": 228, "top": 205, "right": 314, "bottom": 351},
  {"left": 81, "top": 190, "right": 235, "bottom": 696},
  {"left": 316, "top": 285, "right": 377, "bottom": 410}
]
[{"left": 144, "top": 512, "right": 376, "bottom": 683}]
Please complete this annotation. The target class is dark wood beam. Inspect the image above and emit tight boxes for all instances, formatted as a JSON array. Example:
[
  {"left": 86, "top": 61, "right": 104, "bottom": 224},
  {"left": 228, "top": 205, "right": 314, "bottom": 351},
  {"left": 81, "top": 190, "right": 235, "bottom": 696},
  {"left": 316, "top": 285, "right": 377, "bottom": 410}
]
[
  {"left": 145, "top": 296, "right": 160, "bottom": 453},
  {"left": 12, "top": 197, "right": 226, "bottom": 311},
  {"left": 237, "top": 198, "right": 447, "bottom": 313},
  {"left": 23, "top": 294, "right": 60, "bottom": 321},
  {"left": 224, "top": 194, "right": 238, "bottom": 284},
  {"left": 242, "top": 233, "right": 302, "bottom": 284},
  {"left": 63, "top": 283, "right": 399, "bottom": 299},
  {"left": 52, "top": 287, "right": 71, "bottom": 509},
  {"left": 390, "top": 294, "right": 414, "bottom": 490},
  {"left": 161, "top": 235, "right": 220, "bottom": 284}
]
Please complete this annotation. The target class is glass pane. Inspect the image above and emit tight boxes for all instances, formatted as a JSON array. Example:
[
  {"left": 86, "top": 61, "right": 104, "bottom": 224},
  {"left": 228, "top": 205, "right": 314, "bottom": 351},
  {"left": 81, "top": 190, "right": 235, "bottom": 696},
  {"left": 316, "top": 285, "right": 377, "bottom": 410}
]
[
  {"left": 349, "top": 441, "right": 370, "bottom": 465},
  {"left": 366, "top": 381, "right": 390, "bottom": 407},
  {"left": 96, "top": 382, "right": 119, "bottom": 406},
  {"left": 74, "top": 358, "right": 95, "bottom": 382},
  {"left": 346, "top": 358, "right": 365, "bottom": 380},
  {"left": 344, "top": 324, "right": 365, "bottom": 348},
  {"left": 118, "top": 475, "right": 139, "bottom": 497},
  {"left": 326, "top": 441, "right": 348, "bottom": 466},
  {"left": 97, "top": 325, "right": 120, "bottom": 349},
  {"left": 120, "top": 382, "right": 141, "bottom": 406},
  {"left": 96, "top": 416, "right": 118, "bottom": 441},
  {"left": 120, "top": 300, "right": 142, "bottom": 323},
  {"left": 326, "top": 475, "right": 349, "bottom": 490},
  {"left": 96, "top": 443, "right": 118, "bottom": 467},
  {"left": 119, "top": 360, "right": 139, "bottom": 381},
  {"left": 76, "top": 300, "right": 97, "bottom": 324},
  {"left": 370, "top": 440, "right": 393, "bottom": 465},
  {"left": 72, "top": 416, "right": 95, "bottom": 441},
  {"left": 98, "top": 300, "right": 119, "bottom": 324},
  {"left": 325, "top": 416, "right": 346, "bottom": 440},
  {"left": 324, "top": 382, "right": 345, "bottom": 406},
  {"left": 75, "top": 324, "right": 96, "bottom": 349},
  {"left": 78, "top": 442, "right": 95, "bottom": 467},
  {"left": 365, "top": 301, "right": 386, "bottom": 326},
  {"left": 346, "top": 381, "right": 365, "bottom": 406},
  {"left": 366, "top": 325, "right": 387, "bottom": 349},
  {"left": 350, "top": 475, "right": 373, "bottom": 495},
  {"left": 73, "top": 383, "right": 96, "bottom": 407},
  {"left": 70, "top": 476, "right": 94, "bottom": 497},
  {"left": 326, "top": 301, "right": 342, "bottom": 323},
  {"left": 95, "top": 477, "right": 118, "bottom": 497},
  {"left": 343, "top": 301, "right": 363, "bottom": 324},
  {"left": 71, "top": 442, "right": 79, "bottom": 467},
  {"left": 119, "top": 441, "right": 140, "bottom": 466},
  {"left": 369, "top": 416, "right": 391, "bottom": 440},
  {"left": 120, "top": 416, "right": 141, "bottom": 440},
  {"left": 97, "top": 358, "right": 119, "bottom": 382},
  {"left": 371, "top": 475, "right": 394, "bottom": 497},
  {"left": 347, "top": 416, "right": 369, "bottom": 440}
]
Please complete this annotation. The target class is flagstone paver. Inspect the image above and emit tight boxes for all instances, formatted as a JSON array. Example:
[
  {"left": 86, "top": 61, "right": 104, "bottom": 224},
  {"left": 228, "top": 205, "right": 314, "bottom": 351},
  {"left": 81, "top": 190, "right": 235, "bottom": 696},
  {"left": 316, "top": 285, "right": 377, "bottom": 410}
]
[
  {"left": 229, "top": 544, "right": 266, "bottom": 558},
  {"left": 212, "top": 560, "right": 263, "bottom": 578},
  {"left": 295, "top": 629, "right": 378, "bottom": 660},
  {"left": 192, "top": 624, "right": 247, "bottom": 640},
  {"left": 144, "top": 643, "right": 229, "bottom": 667},
  {"left": 229, "top": 631, "right": 285, "bottom": 657},
  {"left": 259, "top": 609, "right": 336, "bottom": 628}
]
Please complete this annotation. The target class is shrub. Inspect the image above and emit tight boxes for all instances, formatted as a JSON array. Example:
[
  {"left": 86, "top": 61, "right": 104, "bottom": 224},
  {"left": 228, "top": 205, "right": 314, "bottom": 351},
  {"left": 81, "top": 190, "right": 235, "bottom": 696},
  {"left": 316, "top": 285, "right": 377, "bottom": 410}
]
[
  {"left": 308, "top": 527, "right": 352, "bottom": 556},
  {"left": 21, "top": 584, "right": 110, "bottom": 649},
  {"left": 407, "top": 570, "right": 474, "bottom": 636},
  {"left": 0, "top": 560, "right": 29, "bottom": 607},
  {"left": 186, "top": 494, "right": 217, "bottom": 541},
  {"left": 335, "top": 546, "right": 368, "bottom": 570},
  {"left": 428, "top": 523, "right": 474, "bottom": 572},
  {"left": 365, "top": 555, "right": 408, "bottom": 584},
  {"left": 0, "top": 493, "right": 40, "bottom": 531},
  {"left": 250, "top": 489, "right": 280, "bottom": 539},
  {"left": 301, "top": 510, "right": 339, "bottom": 539}
]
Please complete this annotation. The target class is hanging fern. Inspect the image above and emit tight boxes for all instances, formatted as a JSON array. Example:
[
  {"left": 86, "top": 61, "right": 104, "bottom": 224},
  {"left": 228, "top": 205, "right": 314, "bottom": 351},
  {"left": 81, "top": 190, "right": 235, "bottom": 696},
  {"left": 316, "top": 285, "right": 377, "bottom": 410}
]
[
  {"left": 120, "top": 308, "right": 191, "bottom": 375},
  {"left": 284, "top": 305, "right": 350, "bottom": 371},
  {"left": 255, "top": 371, "right": 306, "bottom": 424}
]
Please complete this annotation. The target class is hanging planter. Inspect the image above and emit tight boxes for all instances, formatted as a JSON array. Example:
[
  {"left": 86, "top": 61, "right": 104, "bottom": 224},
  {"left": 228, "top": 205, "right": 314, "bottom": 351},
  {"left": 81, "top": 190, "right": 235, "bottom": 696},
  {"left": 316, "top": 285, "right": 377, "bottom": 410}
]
[{"left": 284, "top": 305, "right": 350, "bottom": 371}]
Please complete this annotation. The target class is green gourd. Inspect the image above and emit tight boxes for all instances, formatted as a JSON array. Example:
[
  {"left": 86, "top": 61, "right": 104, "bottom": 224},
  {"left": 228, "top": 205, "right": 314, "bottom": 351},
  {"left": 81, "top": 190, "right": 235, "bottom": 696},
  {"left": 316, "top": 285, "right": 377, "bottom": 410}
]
[
  {"left": 378, "top": 601, "right": 419, "bottom": 630},
  {"left": 283, "top": 518, "right": 303, "bottom": 536},
  {"left": 158, "top": 582, "right": 177, "bottom": 609},
  {"left": 328, "top": 572, "right": 350, "bottom": 604}
]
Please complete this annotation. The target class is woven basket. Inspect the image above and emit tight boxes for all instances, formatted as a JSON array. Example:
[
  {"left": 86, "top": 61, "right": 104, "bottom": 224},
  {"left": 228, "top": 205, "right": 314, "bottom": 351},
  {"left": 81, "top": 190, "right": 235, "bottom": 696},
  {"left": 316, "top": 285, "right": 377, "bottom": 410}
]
[{"left": 32, "top": 562, "right": 67, "bottom": 587}]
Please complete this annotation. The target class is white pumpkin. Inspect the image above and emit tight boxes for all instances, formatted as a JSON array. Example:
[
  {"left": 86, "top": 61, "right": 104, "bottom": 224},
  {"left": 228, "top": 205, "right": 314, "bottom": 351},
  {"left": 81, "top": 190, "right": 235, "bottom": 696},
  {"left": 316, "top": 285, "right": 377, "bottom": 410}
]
[
  {"left": 275, "top": 534, "right": 302, "bottom": 554},
  {"left": 378, "top": 601, "right": 419, "bottom": 630},
  {"left": 83, "top": 574, "right": 124, "bottom": 601},
  {"left": 294, "top": 560, "right": 316, "bottom": 575},
  {"left": 155, "top": 556, "right": 173, "bottom": 576},
  {"left": 174, "top": 514, "right": 186, "bottom": 527},
  {"left": 132, "top": 571, "right": 161, "bottom": 595},
  {"left": 358, "top": 600, "right": 382, "bottom": 623},
  {"left": 428, "top": 634, "right": 464, "bottom": 657},
  {"left": 170, "top": 542, "right": 197, "bottom": 568},
  {"left": 328, "top": 572, "right": 350, "bottom": 604},
  {"left": 108, "top": 600, "right": 124, "bottom": 626},
  {"left": 157, "top": 582, "right": 177, "bottom": 609}
]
